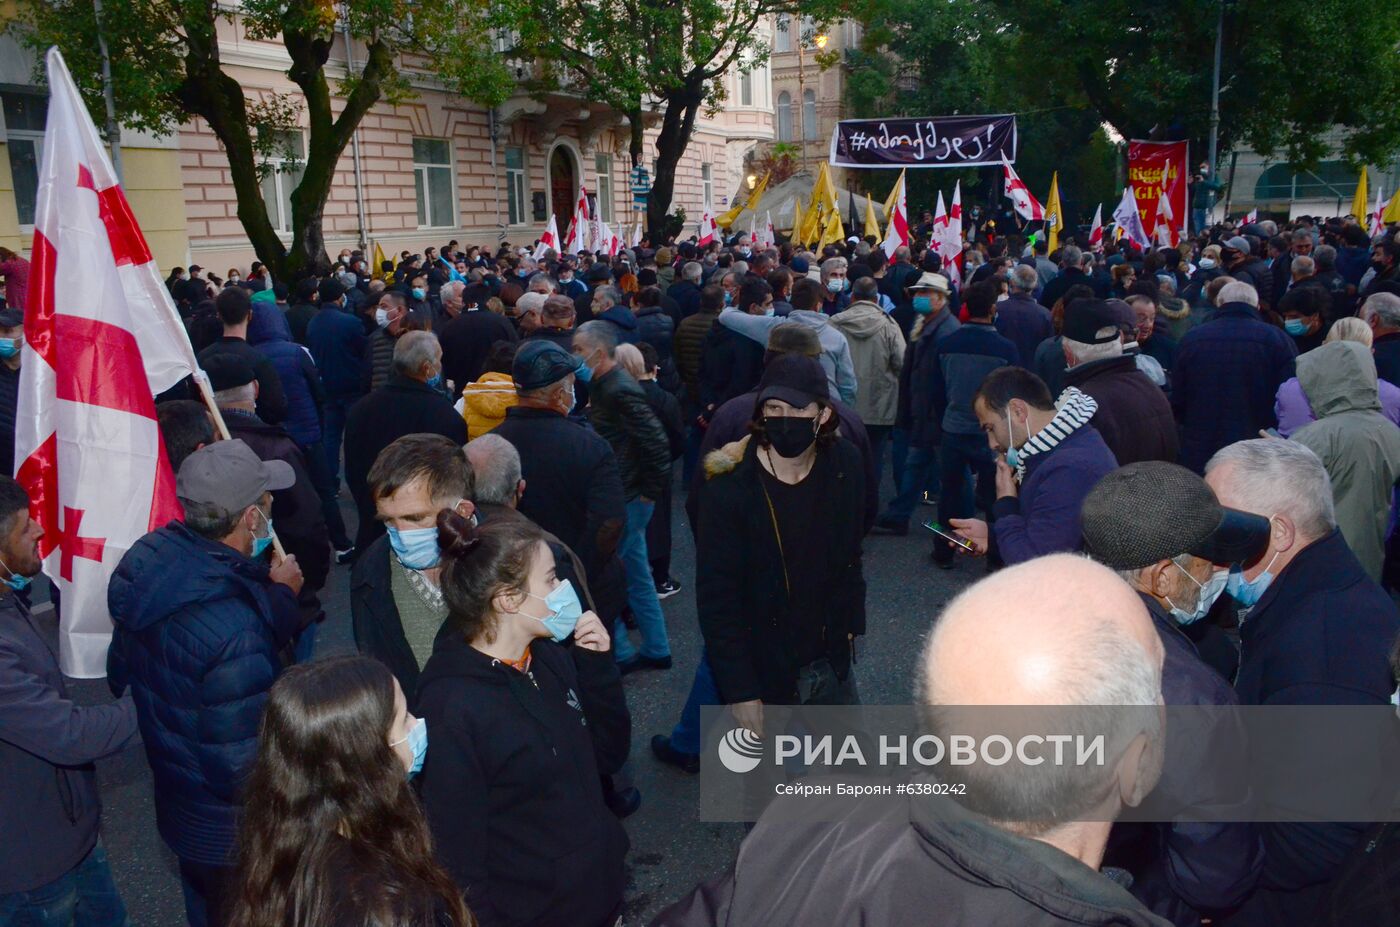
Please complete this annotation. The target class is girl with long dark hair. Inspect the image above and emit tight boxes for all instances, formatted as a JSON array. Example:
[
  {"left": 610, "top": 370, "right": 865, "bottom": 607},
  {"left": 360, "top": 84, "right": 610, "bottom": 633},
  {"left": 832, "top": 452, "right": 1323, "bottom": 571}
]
[
  {"left": 226, "top": 656, "right": 470, "bottom": 927},
  {"left": 417, "top": 514, "right": 630, "bottom": 927}
]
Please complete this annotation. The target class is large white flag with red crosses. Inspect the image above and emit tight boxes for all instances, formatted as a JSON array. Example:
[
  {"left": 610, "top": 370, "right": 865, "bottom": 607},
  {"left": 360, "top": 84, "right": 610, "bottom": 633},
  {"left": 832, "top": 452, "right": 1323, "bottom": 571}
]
[
  {"left": 17, "top": 49, "right": 198, "bottom": 677},
  {"left": 1001, "top": 153, "right": 1044, "bottom": 222},
  {"left": 533, "top": 214, "right": 560, "bottom": 260},
  {"left": 697, "top": 209, "right": 718, "bottom": 247}
]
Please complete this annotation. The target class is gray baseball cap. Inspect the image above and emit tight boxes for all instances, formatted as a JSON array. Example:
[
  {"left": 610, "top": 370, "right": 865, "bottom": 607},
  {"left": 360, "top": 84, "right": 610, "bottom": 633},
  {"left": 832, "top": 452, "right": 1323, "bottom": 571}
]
[{"left": 176, "top": 439, "right": 294, "bottom": 511}]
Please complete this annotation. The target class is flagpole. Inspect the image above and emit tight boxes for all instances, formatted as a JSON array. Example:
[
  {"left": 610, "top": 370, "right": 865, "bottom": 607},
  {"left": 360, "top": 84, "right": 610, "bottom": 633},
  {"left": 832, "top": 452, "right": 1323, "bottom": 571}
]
[
  {"left": 192, "top": 369, "right": 288, "bottom": 559},
  {"left": 92, "top": 0, "right": 123, "bottom": 182}
]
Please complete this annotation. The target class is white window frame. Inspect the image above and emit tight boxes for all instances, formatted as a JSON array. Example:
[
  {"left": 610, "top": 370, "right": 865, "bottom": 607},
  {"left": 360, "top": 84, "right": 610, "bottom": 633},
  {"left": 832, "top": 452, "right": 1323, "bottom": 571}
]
[
  {"left": 505, "top": 146, "right": 527, "bottom": 226},
  {"left": 802, "top": 90, "right": 818, "bottom": 141},
  {"left": 413, "top": 137, "right": 456, "bottom": 229},
  {"left": 776, "top": 92, "right": 793, "bottom": 142},
  {"left": 259, "top": 129, "right": 306, "bottom": 236},
  {"left": 2, "top": 90, "right": 46, "bottom": 234},
  {"left": 701, "top": 163, "right": 713, "bottom": 211},
  {"left": 775, "top": 15, "right": 792, "bottom": 52},
  {"left": 595, "top": 153, "right": 613, "bottom": 223},
  {"left": 739, "top": 60, "right": 753, "bottom": 107}
]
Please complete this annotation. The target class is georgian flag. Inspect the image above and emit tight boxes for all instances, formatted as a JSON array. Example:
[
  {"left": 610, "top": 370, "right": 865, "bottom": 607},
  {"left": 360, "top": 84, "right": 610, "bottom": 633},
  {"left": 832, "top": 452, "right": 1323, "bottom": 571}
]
[
  {"left": 533, "top": 214, "right": 560, "bottom": 260},
  {"left": 1370, "top": 188, "right": 1386, "bottom": 238},
  {"left": 1246, "top": 208, "right": 1258, "bottom": 224},
  {"left": 944, "top": 182, "right": 965, "bottom": 288},
  {"left": 697, "top": 209, "right": 718, "bottom": 247},
  {"left": 562, "top": 184, "right": 591, "bottom": 253},
  {"left": 1088, "top": 203, "right": 1104, "bottom": 252},
  {"left": 880, "top": 171, "right": 909, "bottom": 259},
  {"left": 1001, "top": 154, "right": 1044, "bottom": 221},
  {"left": 18, "top": 49, "right": 199, "bottom": 676}
]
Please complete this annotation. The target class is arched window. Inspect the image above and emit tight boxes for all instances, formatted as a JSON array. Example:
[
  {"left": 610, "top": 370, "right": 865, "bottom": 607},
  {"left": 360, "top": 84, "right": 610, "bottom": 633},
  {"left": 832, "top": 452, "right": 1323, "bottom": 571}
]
[
  {"left": 776, "top": 92, "right": 793, "bottom": 141},
  {"left": 802, "top": 89, "right": 817, "bottom": 141},
  {"left": 775, "top": 15, "right": 792, "bottom": 52}
]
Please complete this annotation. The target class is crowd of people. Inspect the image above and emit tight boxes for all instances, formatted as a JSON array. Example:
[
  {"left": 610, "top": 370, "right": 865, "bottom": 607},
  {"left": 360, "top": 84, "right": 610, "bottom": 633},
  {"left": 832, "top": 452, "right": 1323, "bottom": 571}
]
[{"left": 3, "top": 205, "right": 1400, "bottom": 927}]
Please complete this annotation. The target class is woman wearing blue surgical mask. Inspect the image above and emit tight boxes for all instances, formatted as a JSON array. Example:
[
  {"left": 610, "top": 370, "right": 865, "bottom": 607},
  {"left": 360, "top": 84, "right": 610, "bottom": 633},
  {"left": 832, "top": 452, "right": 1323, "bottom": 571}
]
[
  {"left": 418, "top": 513, "right": 629, "bottom": 927},
  {"left": 226, "top": 656, "right": 470, "bottom": 927},
  {"left": 0, "top": 308, "right": 23, "bottom": 476}
]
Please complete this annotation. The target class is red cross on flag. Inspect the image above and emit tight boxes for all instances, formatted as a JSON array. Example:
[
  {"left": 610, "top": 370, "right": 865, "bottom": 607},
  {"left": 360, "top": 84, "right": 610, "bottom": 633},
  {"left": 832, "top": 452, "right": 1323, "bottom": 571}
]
[
  {"left": 1088, "top": 203, "right": 1105, "bottom": 252},
  {"left": 16, "top": 49, "right": 198, "bottom": 677},
  {"left": 533, "top": 214, "right": 560, "bottom": 260},
  {"left": 880, "top": 170, "right": 909, "bottom": 260},
  {"left": 1001, "top": 153, "right": 1044, "bottom": 222},
  {"left": 697, "top": 210, "right": 717, "bottom": 247}
]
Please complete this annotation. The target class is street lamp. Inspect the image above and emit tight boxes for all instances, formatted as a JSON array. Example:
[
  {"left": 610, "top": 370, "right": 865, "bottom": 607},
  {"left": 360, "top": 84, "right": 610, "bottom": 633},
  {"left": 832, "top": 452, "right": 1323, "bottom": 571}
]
[
  {"left": 814, "top": 32, "right": 828, "bottom": 49},
  {"left": 747, "top": 173, "right": 758, "bottom": 190}
]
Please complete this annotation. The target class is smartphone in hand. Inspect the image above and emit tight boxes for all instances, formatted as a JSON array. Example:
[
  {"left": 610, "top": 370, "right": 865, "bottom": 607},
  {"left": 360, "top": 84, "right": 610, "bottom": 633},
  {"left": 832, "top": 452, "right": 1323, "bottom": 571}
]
[{"left": 923, "top": 520, "right": 976, "bottom": 553}]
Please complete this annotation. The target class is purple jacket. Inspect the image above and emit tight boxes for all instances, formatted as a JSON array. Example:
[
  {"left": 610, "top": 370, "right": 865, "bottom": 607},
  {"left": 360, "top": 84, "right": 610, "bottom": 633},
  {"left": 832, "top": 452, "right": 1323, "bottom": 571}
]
[
  {"left": 1274, "top": 375, "right": 1400, "bottom": 437},
  {"left": 991, "top": 425, "right": 1118, "bottom": 565}
]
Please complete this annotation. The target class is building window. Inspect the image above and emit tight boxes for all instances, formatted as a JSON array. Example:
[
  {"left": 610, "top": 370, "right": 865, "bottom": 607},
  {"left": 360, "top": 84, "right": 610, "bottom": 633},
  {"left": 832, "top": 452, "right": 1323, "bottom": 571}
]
[
  {"left": 776, "top": 92, "right": 793, "bottom": 142},
  {"left": 2, "top": 91, "right": 46, "bottom": 229},
  {"left": 595, "top": 154, "right": 613, "bottom": 223},
  {"left": 701, "top": 163, "right": 713, "bottom": 211},
  {"left": 506, "top": 146, "right": 526, "bottom": 225},
  {"left": 739, "top": 62, "right": 753, "bottom": 107},
  {"left": 801, "top": 15, "right": 816, "bottom": 46},
  {"left": 775, "top": 15, "right": 792, "bottom": 52},
  {"left": 259, "top": 129, "right": 306, "bottom": 235},
  {"left": 413, "top": 137, "right": 455, "bottom": 228},
  {"left": 802, "top": 90, "right": 818, "bottom": 141}
]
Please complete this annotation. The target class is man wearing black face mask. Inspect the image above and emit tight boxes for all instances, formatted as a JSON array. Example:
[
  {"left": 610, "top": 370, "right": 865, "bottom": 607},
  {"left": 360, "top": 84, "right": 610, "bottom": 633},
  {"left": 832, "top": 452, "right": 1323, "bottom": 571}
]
[{"left": 693, "top": 354, "right": 866, "bottom": 739}]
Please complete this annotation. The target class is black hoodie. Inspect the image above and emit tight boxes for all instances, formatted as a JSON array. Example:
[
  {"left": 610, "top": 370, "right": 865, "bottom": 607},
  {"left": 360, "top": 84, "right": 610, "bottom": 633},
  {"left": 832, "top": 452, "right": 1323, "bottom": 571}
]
[{"left": 417, "top": 633, "right": 630, "bottom": 927}]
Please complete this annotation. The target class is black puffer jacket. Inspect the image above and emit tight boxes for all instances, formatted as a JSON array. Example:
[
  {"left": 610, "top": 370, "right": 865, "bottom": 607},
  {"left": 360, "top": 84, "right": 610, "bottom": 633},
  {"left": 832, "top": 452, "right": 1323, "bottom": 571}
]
[
  {"left": 634, "top": 305, "right": 682, "bottom": 394},
  {"left": 418, "top": 634, "right": 630, "bottom": 927},
  {"left": 585, "top": 366, "right": 671, "bottom": 502}
]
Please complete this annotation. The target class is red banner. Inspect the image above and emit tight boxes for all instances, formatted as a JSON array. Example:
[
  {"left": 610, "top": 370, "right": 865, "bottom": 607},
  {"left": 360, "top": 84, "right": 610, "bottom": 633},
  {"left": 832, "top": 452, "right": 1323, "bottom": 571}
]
[{"left": 1127, "top": 140, "right": 1188, "bottom": 247}]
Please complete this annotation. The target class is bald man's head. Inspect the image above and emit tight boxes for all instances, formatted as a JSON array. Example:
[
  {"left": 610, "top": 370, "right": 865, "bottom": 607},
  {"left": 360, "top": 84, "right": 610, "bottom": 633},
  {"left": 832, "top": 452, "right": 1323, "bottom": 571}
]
[{"left": 918, "top": 554, "right": 1165, "bottom": 837}]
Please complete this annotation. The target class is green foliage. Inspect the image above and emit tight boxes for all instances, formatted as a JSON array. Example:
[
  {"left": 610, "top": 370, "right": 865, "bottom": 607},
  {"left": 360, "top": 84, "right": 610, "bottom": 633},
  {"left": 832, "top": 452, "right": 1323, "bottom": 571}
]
[{"left": 9, "top": 0, "right": 511, "bottom": 275}]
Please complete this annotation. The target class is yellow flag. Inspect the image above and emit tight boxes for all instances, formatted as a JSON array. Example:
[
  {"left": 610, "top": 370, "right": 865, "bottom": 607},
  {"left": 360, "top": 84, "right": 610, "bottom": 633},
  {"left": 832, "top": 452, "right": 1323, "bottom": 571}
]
[
  {"left": 817, "top": 206, "right": 846, "bottom": 250},
  {"left": 863, "top": 194, "right": 880, "bottom": 240},
  {"left": 1045, "top": 172, "right": 1063, "bottom": 254},
  {"left": 883, "top": 168, "right": 906, "bottom": 219},
  {"left": 1384, "top": 187, "right": 1400, "bottom": 225},
  {"left": 1352, "top": 166, "right": 1369, "bottom": 223},
  {"left": 371, "top": 241, "right": 388, "bottom": 281},
  {"left": 791, "top": 199, "right": 804, "bottom": 239},
  {"left": 716, "top": 172, "right": 770, "bottom": 229},
  {"left": 807, "top": 162, "right": 838, "bottom": 216}
]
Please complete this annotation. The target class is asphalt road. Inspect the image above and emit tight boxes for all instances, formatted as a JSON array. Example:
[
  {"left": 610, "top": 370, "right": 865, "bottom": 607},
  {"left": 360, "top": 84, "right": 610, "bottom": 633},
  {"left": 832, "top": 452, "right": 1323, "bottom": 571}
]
[{"left": 60, "top": 469, "right": 979, "bottom": 926}]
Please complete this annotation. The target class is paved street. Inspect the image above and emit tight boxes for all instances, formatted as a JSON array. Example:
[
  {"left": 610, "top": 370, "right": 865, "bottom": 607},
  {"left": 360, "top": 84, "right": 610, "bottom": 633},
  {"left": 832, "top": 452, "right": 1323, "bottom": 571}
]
[{"left": 60, "top": 471, "right": 979, "bottom": 925}]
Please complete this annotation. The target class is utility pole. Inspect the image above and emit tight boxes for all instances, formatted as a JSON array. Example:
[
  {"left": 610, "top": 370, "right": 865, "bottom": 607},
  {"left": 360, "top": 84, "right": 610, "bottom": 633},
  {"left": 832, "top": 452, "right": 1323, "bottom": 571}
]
[
  {"left": 1204, "top": 0, "right": 1226, "bottom": 174},
  {"left": 93, "top": 0, "right": 123, "bottom": 182}
]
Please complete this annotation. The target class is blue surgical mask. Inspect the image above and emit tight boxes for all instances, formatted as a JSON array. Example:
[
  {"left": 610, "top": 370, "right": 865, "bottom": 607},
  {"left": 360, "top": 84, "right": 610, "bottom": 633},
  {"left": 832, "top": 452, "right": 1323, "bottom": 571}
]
[
  {"left": 723, "top": 290, "right": 734, "bottom": 307},
  {"left": 913, "top": 295, "right": 933, "bottom": 315},
  {"left": 1284, "top": 318, "right": 1309, "bottom": 336},
  {"left": 764, "top": 305, "right": 775, "bottom": 317},
  {"left": 0, "top": 553, "right": 29, "bottom": 591},
  {"left": 1227, "top": 531, "right": 1280, "bottom": 608},
  {"left": 251, "top": 508, "right": 274, "bottom": 559},
  {"left": 387, "top": 525, "right": 441, "bottom": 570},
  {"left": 412, "top": 287, "right": 426, "bottom": 301},
  {"left": 1166, "top": 562, "right": 1229, "bottom": 625},
  {"left": 1004, "top": 408, "right": 1022, "bottom": 469},
  {"left": 390, "top": 717, "right": 428, "bottom": 779},
  {"left": 574, "top": 358, "right": 594, "bottom": 384},
  {"left": 426, "top": 370, "right": 443, "bottom": 390},
  {"left": 827, "top": 278, "right": 846, "bottom": 294},
  {"left": 0, "top": 338, "right": 19, "bottom": 359},
  {"left": 1199, "top": 258, "right": 1217, "bottom": 270},
  {"left": 526, "top": 579, "right": 583, "bottom": 641}
]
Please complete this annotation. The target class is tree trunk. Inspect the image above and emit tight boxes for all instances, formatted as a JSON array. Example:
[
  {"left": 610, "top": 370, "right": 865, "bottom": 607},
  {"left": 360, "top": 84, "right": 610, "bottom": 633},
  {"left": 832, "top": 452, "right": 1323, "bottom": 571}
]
[
  {"left": 646, "top": 79, "right": 704, "bottom": 240},
  {"left": 627, "top": 106, "right": 645, "bottom": 168}
]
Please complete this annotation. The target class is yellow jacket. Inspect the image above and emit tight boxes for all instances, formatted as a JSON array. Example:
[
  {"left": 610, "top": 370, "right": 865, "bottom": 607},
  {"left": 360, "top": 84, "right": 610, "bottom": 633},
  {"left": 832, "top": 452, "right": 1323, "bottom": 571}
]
[{"left": 462, "top": 372, "right": 519, "bottom": 440}]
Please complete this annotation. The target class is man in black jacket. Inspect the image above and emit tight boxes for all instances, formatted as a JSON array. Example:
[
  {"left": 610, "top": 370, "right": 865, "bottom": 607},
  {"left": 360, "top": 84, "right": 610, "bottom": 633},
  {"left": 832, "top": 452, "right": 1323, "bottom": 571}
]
[
  {"left": 438, "top": 281, "right": 517, "bottom": 397},
  {"left": 343, "top": 331, "right": 468, "bottom": 552},
  {"left": 350, "top": 434, "right": 475, "bottom": 705},
  {"left": 654, "top": 554, "right": 1167, "bottom": 927},
  {"left": 490, "top": 341, "right": 627, "bottom": 625},
  {"left": 574, "top": 320, "right": 673, "bottom": 672},
  {"left": 1061, "top": 299, "right": 1179, "bottom": 466}
]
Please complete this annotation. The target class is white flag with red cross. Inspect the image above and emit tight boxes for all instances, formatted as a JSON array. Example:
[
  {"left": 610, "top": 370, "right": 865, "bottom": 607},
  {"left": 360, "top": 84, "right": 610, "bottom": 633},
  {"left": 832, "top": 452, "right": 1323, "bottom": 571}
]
[
  {"left": 697, "top": 209, "right": 718, "bottom": 247},
  {"left": 944, "top": 182, "right": 965, "bottom": 288},
  {"left": 16, "top": 49, "right": 198, "bottom": 677},
  {"left": 1088, "top": 203, "right": 1105, "bottom": 252},
  {"left": 1001, "top": 154, "right": 1044, "bottom": 222},
  {"left": 562, "top": 184, "right": 591, "bottom": 253},
  {"left": 533, "top": 214, "right": 560, "bottom": 260},
  {"left": 880, "top": 171, "right": 909, "bottom": 259}
]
